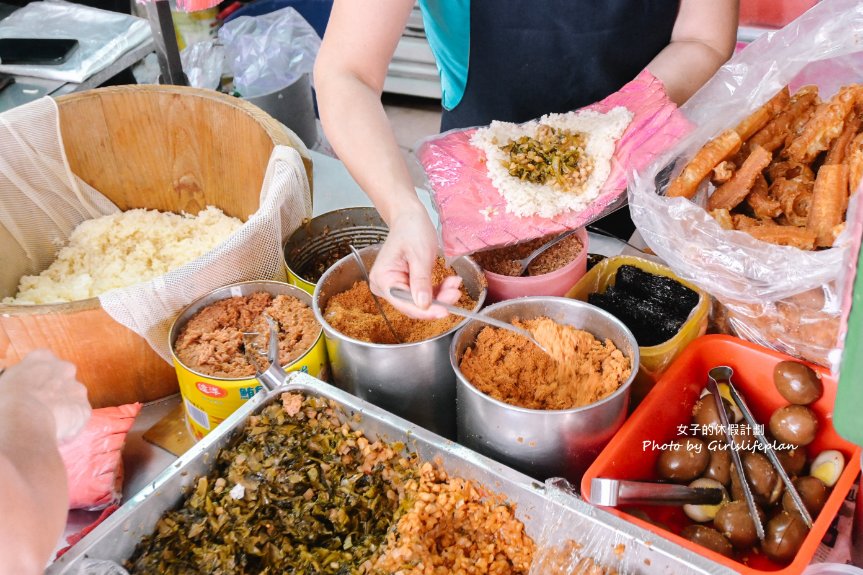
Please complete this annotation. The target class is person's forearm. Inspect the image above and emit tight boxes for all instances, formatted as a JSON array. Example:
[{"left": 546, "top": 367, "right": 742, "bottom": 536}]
[
  {"left": 316, "top": 72, "right": 426, "bottom": 223},
  {"left": 649, "top": 0, "right": 738, "bottom": 106},
  {"left": 648, "top": 40, "right": 732, "bottom": 106},
  {"left": 0, "top": 394, "right": 67, "bottom": 574}
]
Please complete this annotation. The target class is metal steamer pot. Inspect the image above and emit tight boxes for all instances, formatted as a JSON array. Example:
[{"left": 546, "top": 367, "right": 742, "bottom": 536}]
[
  {"left": 451, "top": 296, "right": 639, "bottom": 482},
  {"left": 313, "top": 244, "right": 487, "bottom": 439}
]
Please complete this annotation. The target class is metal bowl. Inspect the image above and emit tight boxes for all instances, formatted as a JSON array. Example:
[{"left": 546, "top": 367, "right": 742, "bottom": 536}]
[
  {"left": 450, "top": 297, "right": 639, "bottom": 481},
  {"left": 313, "top": 244, "right": 487, "bottom": 438},
  {"left": 283, "top": 207, "right": 388, "bottom": 294}
]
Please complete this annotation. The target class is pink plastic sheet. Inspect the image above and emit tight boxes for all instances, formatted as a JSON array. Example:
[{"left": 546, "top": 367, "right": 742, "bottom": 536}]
[
  {"left": 59, "top": 403, "right": 141, "bottom": 511},
  {"left": 137, "top": 0, "right": 220, "bottom": 11},
  {"left": 417, "top": 70, "right": 692, "bottom": 257}
]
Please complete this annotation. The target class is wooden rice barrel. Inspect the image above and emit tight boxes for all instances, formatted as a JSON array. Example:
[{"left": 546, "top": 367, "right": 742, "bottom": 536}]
[{"left": 0, "top": 85, "right": 313, "bottom": 408}]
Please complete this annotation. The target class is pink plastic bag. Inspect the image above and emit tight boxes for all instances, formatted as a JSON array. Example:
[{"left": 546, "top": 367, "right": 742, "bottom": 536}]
[
  {"left": 59, "top": 403, "right": 141, "bottom": 511},
  {"left": 416, "top": 70, "right": 692, "bottom": 257}
]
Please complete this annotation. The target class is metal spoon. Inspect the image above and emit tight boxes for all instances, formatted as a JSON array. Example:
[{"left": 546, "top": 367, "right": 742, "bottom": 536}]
[
  {"left": 513, "top": 228, "right": 580, "bottom": 277},
  {"left": 349, "top": 245, "right": 402, "bottom": 344},
  {"left": 388, "top": 287, "right": 552, "bottom": 356}
]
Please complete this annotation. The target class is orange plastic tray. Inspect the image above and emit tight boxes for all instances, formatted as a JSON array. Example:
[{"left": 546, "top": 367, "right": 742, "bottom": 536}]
[{"left": 581, "top": 335, "right": 861, "bottom": 575}]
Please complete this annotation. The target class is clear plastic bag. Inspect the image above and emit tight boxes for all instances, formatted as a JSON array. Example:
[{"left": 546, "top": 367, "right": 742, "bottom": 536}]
[
  {"left": 628, "top": 0, "right": 863, "bottom": 367},
  {"left": 416, "top": 70, "right": 692, "bottom": 257},
  {"left": 218, "top": 6, "right": 320, "bottom": 98},
  {"left": 0, "top": 0, "right": 151, "bottom": 83},
  {"left": 529, "top": 478, "right": 648, "bottom": 575},
  {"left": 180, "top": 40, "right": 224, "bottom": 90},
  {"left": 67, "top": 559, "right": 129, "bottom": 575}
]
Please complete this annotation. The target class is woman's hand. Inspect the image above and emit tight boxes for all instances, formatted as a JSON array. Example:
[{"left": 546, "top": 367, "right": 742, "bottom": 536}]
[
  {"left": 0, "top": 349, "right": 91, "bottom": 442},
  {"left": 0, "top": 350, "right": 91, "bottom": 574},
  {"left": 369, "top": 204, "right": 462, "bottom": 320},
  {"left": 317, "top": 0, "right": 459, "bottom": 320}
]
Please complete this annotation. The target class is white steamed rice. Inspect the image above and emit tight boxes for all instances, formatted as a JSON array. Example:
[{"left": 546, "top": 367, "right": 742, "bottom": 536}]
[
  {"left": 470, "top": 106, "right": 632, "bottom": 218},
  {"left": 3, "top": 206, "right": 242, "bottom": 305}
]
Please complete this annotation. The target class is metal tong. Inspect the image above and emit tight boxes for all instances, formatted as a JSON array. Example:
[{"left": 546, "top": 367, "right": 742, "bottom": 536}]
[
  {"left": 349, "top": 245, "right": 402, "bottom": 344},
  {"left": 388, "top": 287, "right": 552, "bottom": 356},
  {"left": 589, "top": 478, "right": 724, "bottom": 507},
  {"left": 708, "top": 366, "right": 814, "bottom": 529},
  {"left": 706, "top": 368, "right": 765, "bottom": 541}
]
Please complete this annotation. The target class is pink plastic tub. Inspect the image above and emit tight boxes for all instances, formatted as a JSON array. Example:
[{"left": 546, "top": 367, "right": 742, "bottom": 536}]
[{"left": 482, "top": 228, "right": 589, "bottom": 303}]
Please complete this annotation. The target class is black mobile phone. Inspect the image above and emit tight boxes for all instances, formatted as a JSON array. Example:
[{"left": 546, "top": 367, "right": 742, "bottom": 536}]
[
  {"left": 0, "top": 72, "right": 14, "bottom": 93},
  {"left": 0, "top": 38, "right": 79, "bottom": 66}
]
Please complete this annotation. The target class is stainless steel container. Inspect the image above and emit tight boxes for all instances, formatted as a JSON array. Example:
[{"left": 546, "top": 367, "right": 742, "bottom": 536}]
[
  {"left": 47, "top": 373, "right": 733, "bottom": 575},
  {"left": 451, "top": 297, "right": 639, "bottom": 482},
  {"left": 313, "top": 244, "right": 487, "bottom": 439},
  {"left": 245, "top": 73, "right": 318, "bottom": 148},
  {"left": 283, "top": 207, "right": 388, "bottom": 294}
]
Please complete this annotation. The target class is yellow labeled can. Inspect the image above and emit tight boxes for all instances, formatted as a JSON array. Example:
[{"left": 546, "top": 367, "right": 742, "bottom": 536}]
[
  {"left": 285, "top": 264, "right": 316, "bottom": 295},
  {"left": 283, "top": 207, "right": 389, "bottom": 295},
  {"left": 170, "top": 281, "right": 327, "bottom": 440}
]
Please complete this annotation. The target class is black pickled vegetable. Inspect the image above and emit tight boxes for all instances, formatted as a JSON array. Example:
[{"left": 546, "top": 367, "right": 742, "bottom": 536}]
[
  {"left": 589, "top": 289, "right": 682, "bottom": 346},
  {"left": 614, "top": 265, "right": 699, "bottom": 318},
  {"left": 587, "top": 265, "right": 699, "bottom": 347}
]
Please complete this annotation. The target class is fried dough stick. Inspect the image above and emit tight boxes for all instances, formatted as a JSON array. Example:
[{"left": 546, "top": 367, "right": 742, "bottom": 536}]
[
  {"left": 750, "top": 87, "right": 819, "bottom": 154},
  {"left": 710, "top": 208, "right": 734, "bottom": 230},
  {"left": 711, "top": 160, "right": 735, "bottom": 186},
  {"left": 766, "top": 160, "right": 815, "bottom": 184},
  {"left": 732, "top": 213, "right": 762, "bottom": 230},
  {"left": 807, "top": 163, "right": 849, "bottom": 248},
  {"left": 787, "top": 85, "right": 861, "bottom": 164},
  {"left": 708, "top": 145, "right": 773, "bottom": 211},
  {"left": 824, "top": 111, "right": 862, "bottom": 165},
  {"left": 667, "top": 129, "right": 742, "bottom": 199},
  {"left": 847, "top": 132, "right": 863, "bottom": 195},
  {"left": 745, "top": 175, "right": 781, "bottom": 219},
  {"left": 747, "top": 224, "right": 817, "bottom": 250},
  {"left": 771, "top": 177, "right": 814, "bottom": 227},
  {"left": 735, "top": 86, "right": 791, "bottom": 141}
]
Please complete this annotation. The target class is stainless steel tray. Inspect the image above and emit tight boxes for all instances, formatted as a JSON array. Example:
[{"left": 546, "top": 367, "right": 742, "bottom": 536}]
[{"left": 48, "top": 373, "right": 733, "bottom": 575}]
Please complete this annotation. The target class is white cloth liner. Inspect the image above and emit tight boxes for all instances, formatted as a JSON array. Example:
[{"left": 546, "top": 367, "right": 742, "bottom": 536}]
[{"left": 0, "top": 96, "right": 311, "bottom": 363}]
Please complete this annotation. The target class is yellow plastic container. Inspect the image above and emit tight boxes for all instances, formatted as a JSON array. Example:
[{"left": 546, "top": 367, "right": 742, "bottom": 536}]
[
  {"left": 565, "top": 256, "right": 709, "bottom": 404},
  {"left": 170, "top": 281, "right": 327, "bottom": 440}
]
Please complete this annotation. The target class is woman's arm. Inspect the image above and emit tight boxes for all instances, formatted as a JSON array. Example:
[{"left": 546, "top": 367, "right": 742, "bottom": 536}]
[
  {"left": 647, "top": 0, "right": 739, "bottom": 105},
  {"left": 315, "top": 0, "right": 460, "bottom": 318},
  {"left": 0, "top": 350, "right": 90, "bottom": 575},
  {"left": 0, "top": 395, "right": 68, "bottom": 575}
]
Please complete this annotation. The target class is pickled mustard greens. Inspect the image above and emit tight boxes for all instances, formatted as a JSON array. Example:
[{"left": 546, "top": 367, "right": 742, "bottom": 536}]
[
  {"left": 127, "top": 394, "right": 416, "bottom": 575},
  {"left": 501, "top": 125, "right": 594, "bottom": 189}
]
